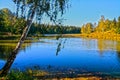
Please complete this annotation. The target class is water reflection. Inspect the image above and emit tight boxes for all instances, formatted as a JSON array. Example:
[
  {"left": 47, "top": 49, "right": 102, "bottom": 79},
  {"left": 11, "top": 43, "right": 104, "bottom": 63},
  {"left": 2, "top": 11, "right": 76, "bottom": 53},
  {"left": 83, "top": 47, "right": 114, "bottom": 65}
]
[
  {"left": 0, "top": 45, "right": 13, "bottom": 60},
  {"left": 0, "top": 38, "right": 120, "bottom": 77},
  {"left": 56, "top": 38, "right": 67, "bottom": 56},
  {"left": 0, "top": 43, "right": 31, "bottom": 60}
]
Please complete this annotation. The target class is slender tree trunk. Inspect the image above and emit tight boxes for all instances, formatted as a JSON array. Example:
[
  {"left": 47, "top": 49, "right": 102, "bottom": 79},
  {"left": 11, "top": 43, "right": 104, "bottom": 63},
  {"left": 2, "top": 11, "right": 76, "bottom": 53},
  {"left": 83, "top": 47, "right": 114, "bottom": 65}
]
[{"left": 0, "top": 10, "right": 35, "bottom": 77}]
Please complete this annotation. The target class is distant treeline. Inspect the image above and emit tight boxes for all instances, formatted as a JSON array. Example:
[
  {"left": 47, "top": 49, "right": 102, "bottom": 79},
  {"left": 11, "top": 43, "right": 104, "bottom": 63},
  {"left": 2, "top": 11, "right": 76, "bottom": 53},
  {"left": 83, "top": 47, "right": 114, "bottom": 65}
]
[
  {"left": 1, "top": 8, "right": 120, "bottom": 36},
  {"left": 81, "top": 15, "right": 120, "bottom": 34},
  {"left": 29, "top": 24, "right": 80, "bottom": 35},
  {"left": 0, "top": 8, "right": 80, "bottom": 35}
]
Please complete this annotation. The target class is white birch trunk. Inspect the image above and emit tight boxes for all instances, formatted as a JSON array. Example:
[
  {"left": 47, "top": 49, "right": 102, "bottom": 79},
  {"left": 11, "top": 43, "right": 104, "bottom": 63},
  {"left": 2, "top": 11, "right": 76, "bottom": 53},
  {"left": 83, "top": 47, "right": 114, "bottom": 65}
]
[{"left": 0, "top": 9, "right": 35, "bottom": 76}]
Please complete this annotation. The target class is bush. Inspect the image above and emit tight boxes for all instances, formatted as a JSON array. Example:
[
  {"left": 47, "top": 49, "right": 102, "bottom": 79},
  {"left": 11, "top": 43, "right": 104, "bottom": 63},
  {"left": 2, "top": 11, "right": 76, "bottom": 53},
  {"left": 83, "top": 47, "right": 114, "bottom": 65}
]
[{"left": 7, "top": 70, "right": 33, "bottom": 80}]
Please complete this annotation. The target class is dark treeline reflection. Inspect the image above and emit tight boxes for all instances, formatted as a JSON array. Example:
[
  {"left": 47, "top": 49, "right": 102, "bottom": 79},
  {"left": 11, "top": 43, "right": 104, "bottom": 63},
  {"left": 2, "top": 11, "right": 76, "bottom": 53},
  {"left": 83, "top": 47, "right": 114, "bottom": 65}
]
[
  {"left": 0, "top": 43, "right": 31, "bottom": 60},
  {"left": 0, "top": 42, "right": 32, "bottom": 76},
  {"left": 0, "top": 45, "right": 14, "bottom": 60}
]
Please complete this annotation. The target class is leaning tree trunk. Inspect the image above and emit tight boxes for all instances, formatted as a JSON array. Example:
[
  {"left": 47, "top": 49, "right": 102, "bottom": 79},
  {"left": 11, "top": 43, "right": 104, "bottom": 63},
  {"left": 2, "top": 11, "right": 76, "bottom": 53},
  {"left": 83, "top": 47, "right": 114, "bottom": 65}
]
[{"left": 0, "top": 10, "right": 35, "bottom": 77}]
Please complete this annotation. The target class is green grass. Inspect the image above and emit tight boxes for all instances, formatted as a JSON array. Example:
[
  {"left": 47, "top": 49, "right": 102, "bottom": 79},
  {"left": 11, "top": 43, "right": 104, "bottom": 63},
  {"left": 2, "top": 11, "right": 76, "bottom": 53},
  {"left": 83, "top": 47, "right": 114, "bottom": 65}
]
[
  {"left": 0, "top": 69, "right": 48, "bottom": 80},
  {"left": 0, "top": 35, "right": 20, "bottom": 40},
  {"left": 2, "top": 70, "right": 33, "bottom": 80},
  {"left": 0, "top": 40, "right": 39, "bottom": 43}
]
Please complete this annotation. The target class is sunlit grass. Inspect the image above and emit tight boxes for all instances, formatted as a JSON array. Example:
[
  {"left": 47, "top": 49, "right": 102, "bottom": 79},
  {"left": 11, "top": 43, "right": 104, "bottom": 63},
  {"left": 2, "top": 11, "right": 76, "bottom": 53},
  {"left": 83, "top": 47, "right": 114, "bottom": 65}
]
[
  {"left": 0, "top": 35, "right": 20, "bottom": 40},
  {"left": 0, "top": 40, "right": 39, "bottom": 43},
  {"left": 0, "top": 39, "right": 40, "bottom": 47},
  {"left": 0, "top": 43, "right": 31, "bottom": 48},
  {"left": 62, "top": 33, "right": 120, "bottom": 41}
]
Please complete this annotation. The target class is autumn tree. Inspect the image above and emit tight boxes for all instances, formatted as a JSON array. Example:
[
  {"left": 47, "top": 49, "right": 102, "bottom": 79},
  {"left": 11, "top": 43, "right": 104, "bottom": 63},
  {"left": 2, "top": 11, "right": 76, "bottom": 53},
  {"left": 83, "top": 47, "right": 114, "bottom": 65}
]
[
  {"left": 81, "top": 25, "right": 85, "bottom": 34},
  {"left": 81, "top": 16, "right": 120, "bottom": 34},
  {"left": 97, "top": 15, "right": 105, "bottom": 32},
  {"left": 81, "top": 23, "right": 93, "bottom": 34},
  {"left": 104, "top": 19, "right": 111, "bottom": 31},
  {"left": 116, "top": 16, "right": 120, "bottom": 33},
  {"left": 85, "top": 23, "right": 93, "bottom": 34}
]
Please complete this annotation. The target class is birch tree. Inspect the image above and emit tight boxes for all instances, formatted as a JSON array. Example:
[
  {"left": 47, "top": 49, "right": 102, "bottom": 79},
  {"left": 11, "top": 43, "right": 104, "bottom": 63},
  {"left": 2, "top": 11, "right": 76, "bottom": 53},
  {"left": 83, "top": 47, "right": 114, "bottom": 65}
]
[{"left": 0, "top": 0, "right": 68, "bottom": 76}]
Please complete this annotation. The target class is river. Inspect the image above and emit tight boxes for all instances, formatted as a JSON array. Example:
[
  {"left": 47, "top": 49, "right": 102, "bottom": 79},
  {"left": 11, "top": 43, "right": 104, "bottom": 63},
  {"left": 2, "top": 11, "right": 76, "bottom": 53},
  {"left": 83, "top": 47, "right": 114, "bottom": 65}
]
[{"left": 0, "top": 38, "right": 120, "bottom": 77}]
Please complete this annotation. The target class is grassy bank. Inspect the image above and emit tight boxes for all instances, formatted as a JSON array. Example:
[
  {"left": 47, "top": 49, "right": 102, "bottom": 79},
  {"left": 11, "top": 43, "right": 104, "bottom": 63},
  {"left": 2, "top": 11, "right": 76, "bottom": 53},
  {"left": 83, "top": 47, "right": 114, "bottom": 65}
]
[
  {"left": 0, "top": 35, "right": 21, "bottom": 40},
  {"left": 0, "top": 34, "right": 41, "bottom": 43},
  {"left": 63, "top": 33, "right": 120, "bottom": 41},
  {"left": 1, "top": 33, "right": 120, "bottom": 41},
  {"left": 81, "top": 32, "right": 120, "bottom": 41},
  {"left": 0, "top": 40, "right": 39, "bottom": 43}
]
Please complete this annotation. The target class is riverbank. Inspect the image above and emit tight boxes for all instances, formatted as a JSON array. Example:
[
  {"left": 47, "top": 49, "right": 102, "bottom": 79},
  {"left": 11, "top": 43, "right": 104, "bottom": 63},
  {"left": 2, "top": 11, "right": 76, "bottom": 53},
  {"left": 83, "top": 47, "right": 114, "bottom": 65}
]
[
  {"left": 62, "top": 33, "right": 120, "bottom": 41},
  {"left": 0, "top": 70, "right": 118, "bottom": 80},
  {"left": 1, "top": 35, "right": 120, "bottom": 79},
  {"left": 0, "top": 40, "right": 39, "bottom": 43},
  {"left": 0, "top": 35, "right": 21, "bottom": 40},
  {"left": 1, "top": 32, "right": 120, "bottom": 41}
]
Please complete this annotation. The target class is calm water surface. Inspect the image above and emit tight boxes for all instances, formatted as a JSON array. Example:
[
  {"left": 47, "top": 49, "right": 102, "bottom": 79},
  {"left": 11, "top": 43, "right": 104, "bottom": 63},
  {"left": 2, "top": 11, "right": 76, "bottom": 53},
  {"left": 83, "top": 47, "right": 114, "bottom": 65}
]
[{"left": 0, "top": 38, "right": 120, "bottom": 77}]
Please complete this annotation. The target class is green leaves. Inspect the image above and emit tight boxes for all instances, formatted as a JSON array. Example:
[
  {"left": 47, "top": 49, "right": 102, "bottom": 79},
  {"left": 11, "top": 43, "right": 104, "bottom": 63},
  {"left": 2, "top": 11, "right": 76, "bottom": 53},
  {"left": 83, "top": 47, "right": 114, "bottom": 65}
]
[
  {"left": 0, "top": 8, "right": 26, "bottom": 34},
  {"left": 12, "top": 0, "right": 68, "bottom": 23}
]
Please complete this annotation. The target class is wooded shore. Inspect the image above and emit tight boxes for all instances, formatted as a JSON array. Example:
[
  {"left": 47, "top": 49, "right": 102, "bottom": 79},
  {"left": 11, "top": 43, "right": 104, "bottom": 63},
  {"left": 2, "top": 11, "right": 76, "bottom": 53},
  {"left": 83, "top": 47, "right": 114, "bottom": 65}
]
[{"left": 1, "top": 32, "right": 120, "bottom": 41}]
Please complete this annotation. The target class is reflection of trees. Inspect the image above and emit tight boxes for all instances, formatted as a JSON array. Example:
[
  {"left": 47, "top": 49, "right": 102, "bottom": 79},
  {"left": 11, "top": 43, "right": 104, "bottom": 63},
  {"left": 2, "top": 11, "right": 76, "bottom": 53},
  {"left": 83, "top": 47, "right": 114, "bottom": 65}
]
[
  {"left": 97, "top": 39, "right": 120, "bottom": 61},
  {"left": 81, "top": 38, "right": 96, "bottom": 50},
  {"left": 81, "top": 38, "right": 120, "bottom": 63},
  {"left": 0, "top": 43, "right": 31, "bottom": 60},
  {"left": 97, "top": 39, "right": 116, "bottom": 55},
  {"left": 0, "top": 45, "right": 14, "bottom": 60},
  {"left": 115, "top": 42, "right": 120, "bottom": 63},
  {"left": 0, "top": 43, "right": 31, "bottom": 76},
  {"left": 81, "top": 38, "right": 120, "bottom": 57},
  {"left": 85, "top": 38, "right": 92, "bottom": 49},
  {"left": 81, "top": 38, "right": 89, "bottom": 48},
  {"left": 116, "top": 51, "right": 120, "bottom": 63},
  {"left": 56, "top": 38, "right": 67, "bottom": 56},
  {"left": 115, "top": 41, "right": 120, "bottom": 52},
  {"left": 97, "top": 39, "right": 105, "bottom": 55}
]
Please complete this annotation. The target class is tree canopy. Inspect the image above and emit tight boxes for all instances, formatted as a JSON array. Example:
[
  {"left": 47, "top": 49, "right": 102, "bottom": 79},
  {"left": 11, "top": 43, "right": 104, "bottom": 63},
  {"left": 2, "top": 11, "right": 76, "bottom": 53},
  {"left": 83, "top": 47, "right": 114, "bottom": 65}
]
[
  {"left": 0, "top": 8, "right": 80, "bottom": 36},
  {"left": 0, "top": 0, "right": 69, "bottom": 76},
  {"left": 13, "top": 0, "right": 68, "bottom": 23},
  {"left": 81, "top": 16, "right": 120, "bottom": 34}
]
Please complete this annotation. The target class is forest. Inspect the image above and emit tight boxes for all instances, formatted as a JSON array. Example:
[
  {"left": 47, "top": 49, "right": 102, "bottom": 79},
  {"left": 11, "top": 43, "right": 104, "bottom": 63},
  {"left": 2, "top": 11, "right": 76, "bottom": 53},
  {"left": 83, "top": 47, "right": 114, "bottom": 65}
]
[
  {"left": 81, "top": 15, "right": 120, "bottom": 34},
  {"left": 0, "top": 8, "right": 80, "bottom": 36},
  {"left": 1, "top": 8, "right": 120, "bottom": 41}
]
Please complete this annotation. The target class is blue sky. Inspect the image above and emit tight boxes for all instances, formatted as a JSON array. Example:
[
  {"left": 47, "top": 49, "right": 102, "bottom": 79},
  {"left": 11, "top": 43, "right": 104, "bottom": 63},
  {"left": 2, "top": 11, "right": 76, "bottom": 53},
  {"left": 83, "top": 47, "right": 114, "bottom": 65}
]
[{"left": 0, "top": 0, "right": 120, "bottom": 27}]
